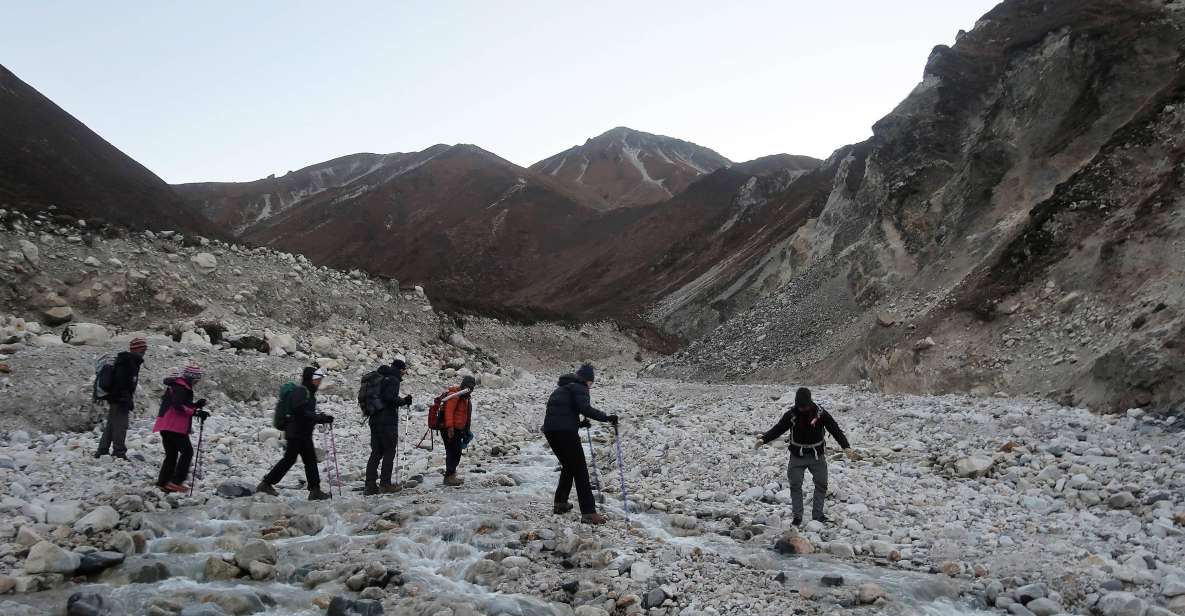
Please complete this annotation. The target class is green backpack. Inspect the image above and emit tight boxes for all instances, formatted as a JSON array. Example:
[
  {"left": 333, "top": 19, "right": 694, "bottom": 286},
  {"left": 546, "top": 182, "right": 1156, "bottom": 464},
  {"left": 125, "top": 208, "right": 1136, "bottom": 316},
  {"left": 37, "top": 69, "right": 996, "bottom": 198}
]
[{"left": 272, "top": 382, "right": 299, "bottom": 430}]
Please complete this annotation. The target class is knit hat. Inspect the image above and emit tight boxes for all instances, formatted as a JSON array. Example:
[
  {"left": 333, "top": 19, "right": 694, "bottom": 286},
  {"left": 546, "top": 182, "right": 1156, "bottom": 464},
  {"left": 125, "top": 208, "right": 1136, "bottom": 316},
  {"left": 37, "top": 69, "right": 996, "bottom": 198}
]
[
  {"left": 794, "top": 387, "right": 812, "bottom": 407},
  {"left": 182, "top": 364, "right": 203, "bottom": 381},
  {"left": 391, "top": 356, "right": 407, "bottom": 371},
  {"left": 575, "top": 364, "right": 595, "bottom": 383},
  {"left": 129, "top": 337, "right": 148, "bottom": 353},
  {"left": 461, "top": 375, "right": 477, "bottom": 390}
]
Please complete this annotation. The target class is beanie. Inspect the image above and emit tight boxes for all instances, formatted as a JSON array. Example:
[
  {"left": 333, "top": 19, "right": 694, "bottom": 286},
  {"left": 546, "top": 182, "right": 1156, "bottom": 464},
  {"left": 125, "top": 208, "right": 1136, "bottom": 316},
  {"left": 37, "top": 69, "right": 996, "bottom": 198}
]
[
  {"left": 576, "top": 364, "right": 595, "bottom": 383},
  {"left": 182, "top": 364, "right": 203, "bottom": 381},
  {"left": 129, "top": 337, "right": 148, "bottom": 353},
  {"left": 391, "top": 358, "right": 407, "bottom": 371},
  {"left": 794, "top": 387, "right": 812, "bottom": 407},
  {"left": 461, "top": 375, "right": 477, "bottom": 390}
]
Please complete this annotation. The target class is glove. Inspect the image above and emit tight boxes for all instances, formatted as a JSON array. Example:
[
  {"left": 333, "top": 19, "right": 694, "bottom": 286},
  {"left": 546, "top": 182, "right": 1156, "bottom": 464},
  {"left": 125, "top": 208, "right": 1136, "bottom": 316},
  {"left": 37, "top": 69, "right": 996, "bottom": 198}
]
[
  {"left": 195, "top": 410, "right": 210, "bottom": 421},
  {"left": 320, "top": 414, "right": 334, "bottom": 424},
  {"left": 462, "top": 429, "right": 474, "bottom": 446},
  {"left": 844, "top": 448, "right": 858, "bottom": 461},
  {"left": 403, "top": 394, "right": 413, "bottom": 406},
  {"left": 578, "top": 419, "right": 592, "bottom": 429},
  {"left": 754, "top": 437, "right": 765, "bottom": 449},
  {"left": 195, "top": 398, "right": 207, "bottom": 408},
  {"left": 607, "top": 414, "right": 619, "bottom": 425}
]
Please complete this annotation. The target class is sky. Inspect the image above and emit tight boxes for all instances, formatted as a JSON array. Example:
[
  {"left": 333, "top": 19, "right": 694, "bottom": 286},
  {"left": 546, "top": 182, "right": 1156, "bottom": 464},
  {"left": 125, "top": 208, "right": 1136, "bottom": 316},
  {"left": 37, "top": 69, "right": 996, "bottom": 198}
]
[{"left": 1, "top": 1, "right": 1000, "bottom": 184}]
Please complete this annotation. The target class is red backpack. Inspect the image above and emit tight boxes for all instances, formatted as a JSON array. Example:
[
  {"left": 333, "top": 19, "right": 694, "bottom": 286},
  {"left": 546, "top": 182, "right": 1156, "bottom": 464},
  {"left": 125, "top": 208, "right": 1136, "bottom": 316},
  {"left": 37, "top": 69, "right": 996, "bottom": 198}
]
[{"left": 428, "top": 386, "right": 471, "bottom": 430}]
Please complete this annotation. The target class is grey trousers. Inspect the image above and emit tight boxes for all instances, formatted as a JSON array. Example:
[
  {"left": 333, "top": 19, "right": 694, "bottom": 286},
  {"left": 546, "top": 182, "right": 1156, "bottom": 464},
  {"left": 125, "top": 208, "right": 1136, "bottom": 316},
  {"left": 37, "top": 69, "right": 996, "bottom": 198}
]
[
  {"left": 97, "top": 401, "right": 130, "bottom": 456},
  {"left": 787, "top": 455, "right": 829, "bottom": 520}
]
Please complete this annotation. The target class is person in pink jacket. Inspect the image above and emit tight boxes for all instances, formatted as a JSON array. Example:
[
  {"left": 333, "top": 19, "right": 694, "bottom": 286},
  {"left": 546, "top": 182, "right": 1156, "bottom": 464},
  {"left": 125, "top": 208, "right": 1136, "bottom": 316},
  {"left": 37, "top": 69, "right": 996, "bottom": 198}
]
[{"left": 152, "top": 364, "right": 208, "bottom": 492}]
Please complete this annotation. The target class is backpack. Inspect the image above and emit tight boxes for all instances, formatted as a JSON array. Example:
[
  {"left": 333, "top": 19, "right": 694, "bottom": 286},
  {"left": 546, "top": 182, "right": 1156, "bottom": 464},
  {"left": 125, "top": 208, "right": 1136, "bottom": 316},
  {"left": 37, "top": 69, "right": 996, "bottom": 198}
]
[
  {"left": 93, "top": 353, "right": 117, "bottom": 401},
  {"left": 157, "top": 379, "right": 176, "bottom": 417},
  {"left": 357, "top": 371, "right": 386, "bottom": 417},
  {"left": 430, "top": 386, "right": 471, "bottom": 430},
  {"left": 273, "top": 382, "right": 298, "bottom": 430},
  {"left": 427, "top": 387, "right": 457, "bottom": 430}
]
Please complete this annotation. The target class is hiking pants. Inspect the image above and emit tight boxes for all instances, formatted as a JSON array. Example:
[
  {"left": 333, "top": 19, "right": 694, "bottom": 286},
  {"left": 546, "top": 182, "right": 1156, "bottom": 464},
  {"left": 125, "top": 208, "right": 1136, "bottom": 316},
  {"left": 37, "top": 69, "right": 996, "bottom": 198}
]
[
  {"left": 158, "top": 431, "right": 193, "bottom": 486},
  {"left": 264, "top": 435, "right": 320, "bottom": 490},
  {"left": 441, "top": 428, "right": 464, "bottom": 476},
  {"left": 366, "top": 423, "right": 398, "bottom": 486},
  {"left": 788, "top": 455, "right": 829, "bottom": 521},
  {"left": 97, "top": 401, "right": 130, "bottom": 457},
  {"left": 544, "top": 430, "right": 596, "bottom": 515}
]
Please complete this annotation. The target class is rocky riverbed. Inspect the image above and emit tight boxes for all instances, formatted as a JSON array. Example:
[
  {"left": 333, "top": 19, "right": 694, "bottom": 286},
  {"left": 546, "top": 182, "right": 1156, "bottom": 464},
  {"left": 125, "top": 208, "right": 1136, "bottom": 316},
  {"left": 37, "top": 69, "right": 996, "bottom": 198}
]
[{"left": 1, "top": 375, "right": 1182, "bottom": 616}]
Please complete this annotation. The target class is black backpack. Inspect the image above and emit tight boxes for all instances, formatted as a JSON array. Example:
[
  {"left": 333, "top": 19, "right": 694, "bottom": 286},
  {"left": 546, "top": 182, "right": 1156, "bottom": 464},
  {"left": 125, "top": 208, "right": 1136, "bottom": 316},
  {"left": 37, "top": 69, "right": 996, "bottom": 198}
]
[{"left": 357, "top": 371, "right": 386, "bottom": 416}]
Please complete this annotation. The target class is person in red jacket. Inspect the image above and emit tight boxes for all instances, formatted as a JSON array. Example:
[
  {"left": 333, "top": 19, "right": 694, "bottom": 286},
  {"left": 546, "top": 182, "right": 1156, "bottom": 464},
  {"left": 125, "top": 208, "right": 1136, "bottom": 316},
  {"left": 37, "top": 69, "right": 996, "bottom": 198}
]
[{"left": 152, "top": 364, "right": 208, "bottom": 493}]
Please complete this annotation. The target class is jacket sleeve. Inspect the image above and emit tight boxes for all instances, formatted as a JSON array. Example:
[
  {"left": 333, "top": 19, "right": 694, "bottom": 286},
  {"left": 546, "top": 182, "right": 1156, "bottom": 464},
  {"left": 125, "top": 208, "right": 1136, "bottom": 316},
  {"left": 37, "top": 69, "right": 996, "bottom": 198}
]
[
  {"left": 175, "top": 384, "right": 196, "bottom": 417},
  {"left": 822, "top": 411, "right": 851, "bottom": 449},
  {"left": 112, "top": 356, "right": 133, "bottom": 402},
  {"left": 290, "top": 387, "right": 315, "bottom": 420},
  {"left": 570, "top": 385, "right": 610, "bottom": 422},
  {"left": 380, "top": 377, "right": 402, "bottom": 407},
  {"left": 761, "top": 411, "right": 794, "bottom": 443}
]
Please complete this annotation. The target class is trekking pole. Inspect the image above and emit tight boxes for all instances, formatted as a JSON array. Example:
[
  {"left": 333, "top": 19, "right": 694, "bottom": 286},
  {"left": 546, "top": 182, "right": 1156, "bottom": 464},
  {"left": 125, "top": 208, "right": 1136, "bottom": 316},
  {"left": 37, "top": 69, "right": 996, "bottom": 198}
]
[
  {"left": 586, "top": 425, "right": 604, "bottom": 502},
  {"left": 329, "top": 422, "right": 343, "bottom": 497},
  {"left": 613, "top": 423, "right": 630, "bottom": 523},
  {"left": 394, "top": 422, "right": 402, "bottom": 490},
  {"left": 189, "top": 417, "right": 206, "bottom": 497}
]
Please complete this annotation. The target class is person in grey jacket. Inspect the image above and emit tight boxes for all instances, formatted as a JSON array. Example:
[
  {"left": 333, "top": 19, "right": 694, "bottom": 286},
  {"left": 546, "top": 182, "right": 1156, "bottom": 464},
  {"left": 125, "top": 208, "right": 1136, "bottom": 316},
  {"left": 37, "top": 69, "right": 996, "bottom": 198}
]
[{"left": 541, "top": 364, "right": 618, "bottom": 525}]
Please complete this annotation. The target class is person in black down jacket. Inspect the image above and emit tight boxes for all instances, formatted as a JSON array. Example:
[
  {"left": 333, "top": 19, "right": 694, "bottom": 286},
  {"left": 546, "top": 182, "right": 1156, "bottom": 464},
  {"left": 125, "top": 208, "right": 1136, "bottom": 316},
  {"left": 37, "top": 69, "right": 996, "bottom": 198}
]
[
  {"left": 541, "top": 364, "right": 617, "bottom": 525},
  {"left": 756, "top": 387, "right": 855, "bottom": 526},
  {"left": 258, "top": 367, "right": 334, "bottom": 501},
  {"left": 94, "top": 337, "right": 147, "bottom": 460},
  {"left": 364, "top": 357, "right": 412, "bottom": 495}
]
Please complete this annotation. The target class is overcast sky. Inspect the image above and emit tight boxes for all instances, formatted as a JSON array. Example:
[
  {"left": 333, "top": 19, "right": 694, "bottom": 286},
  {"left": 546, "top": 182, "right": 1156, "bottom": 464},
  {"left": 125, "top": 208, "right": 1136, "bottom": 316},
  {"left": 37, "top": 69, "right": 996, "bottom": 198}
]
[{"left": 2, "top": 1, "right": 999, "bottom": 184}]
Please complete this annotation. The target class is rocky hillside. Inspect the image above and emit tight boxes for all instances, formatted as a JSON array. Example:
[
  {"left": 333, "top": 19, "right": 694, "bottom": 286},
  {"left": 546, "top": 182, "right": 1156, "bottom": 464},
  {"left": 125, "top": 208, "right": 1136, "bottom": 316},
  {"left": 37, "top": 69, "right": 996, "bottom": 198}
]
[
  {"left": 530, "top": 127, "right": 741, "bottom": 209},
  {"left": 646, "top": 0, "right": 1185, "bottom": 414},
  {"left": 0, "top": 65, "right": 222, "bottom": 238}
]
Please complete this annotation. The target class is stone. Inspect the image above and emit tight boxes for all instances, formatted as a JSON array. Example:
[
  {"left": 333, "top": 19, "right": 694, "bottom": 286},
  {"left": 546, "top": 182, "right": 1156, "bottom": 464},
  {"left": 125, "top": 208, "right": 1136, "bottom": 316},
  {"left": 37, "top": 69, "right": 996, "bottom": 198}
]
[
  {"left": 180, "top": 605, "right": 229, "bottom": 616},
  {"left": 828, "top": 542, "right": 855, "bottom": 558},
  {"left": 0, "top": 575, "right": 15, "bottom": 594},
  {"left": 76, "top": 551, "right": 125, "bottom": 575},
  {"left": 18, "top": 239, "right": 39, "bottom": 266},
  {"left": 1056, "top": 291, "right": 1083, "bottom": 313},
  {"left": 247, "top": 561, "right": 274, "bottom": 581},
  {"left": 574, "top": 608, "right": 609, "bottom": 616},
  {"left": 234, "top": 539, "right": 278, "bottom": 568},
  {"left": 41, "top": 306, "right": 75, "bottom": 326},
  {"left": 16, "top": 525, "right": 43, "bottom": 547},
  {"left": 204, "top": 556, "right": 240, "bottom": 581},
  {"left": 642, "top": 588, "right": 668, "bottom": 609},
  {"left": 180, "top": 330, "right": 211, "bottom": 348},
  {"left": 191, "top": 253, "right": 218, "bottom": 274},
  {"left": 821, "top": 574, "right": 845, "bottom": 587},
  {"left": 266, "top": 332, "right": 297, "bottom": 356},
  {"left": 74, "top": 506, "right": 120, "bottom": 533},
  {"left": 328, "top": 596, "right": 384, "bottom": 616},
  {"left": 66, "top": 592, "right": 108, "bottom": 616},
  {"left": 1015, "top": 583, "right": 1047, "bottom": 603},
  {"left": 109, "top": 531, "right": 135, "bottom": 556},
  {"left": 312, "top": 336, "right": 339, "bottom": 357},
  {"left": 774, "top": 532, "right": 814, "bottom": 555},
  {"left": 955, "top": 455, "right": 994, "bottom": 478},
  {"left": 202, "top": 590, "right": 265, "bottom": 615},
  {"left": 1026, "top": 598, "right": 1061, "bottom": 616},
  {"left": 914, "top": 337, "right": 936, "bottom": 351},
  {"left": 1108, "top": 491, "right": 1137, "bottom": 509},
  {"left": 448, "top": 332, "right": 477, "bottom": 351},
  {"left": 858, "top": 583, "right": 885, "bottom": 604},
  {"left": 291, "top": 513, "right": 326, "bottom": 536},
  {"left": 1163, "top": 576, "right": 1185, "bottom": 597},
  {"left": 1097, "top": 592, "right": 1147, "bottom": 616},
  {"left": 46, "top": 500, "right": 83, "bottom": 524},
  {"left": 62, "top": 323, "right": 110, "bottom": 346},
  {"left": 877, "top": 312, "right": 897, "bottom": 327},
  {"left": 131, "top": 562, "right": 171, "bottom": 584},
  {"left": 25, "top": 541, "right": 81, "bottom": 574},
  {"left": 630, "top": 560, "right": 654, "bottom": 581},
  {"left": 216, "top": 480, "right": 255, "bottom": 498}
]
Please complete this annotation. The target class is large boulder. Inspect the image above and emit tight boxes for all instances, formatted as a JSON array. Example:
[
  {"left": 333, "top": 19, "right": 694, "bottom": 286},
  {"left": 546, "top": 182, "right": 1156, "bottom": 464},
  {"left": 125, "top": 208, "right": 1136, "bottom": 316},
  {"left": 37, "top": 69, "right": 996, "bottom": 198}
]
[
  {"left": 74, "top": 506, "right": 120, "bottom": 534},
  {"left": 191, "top": 253, "right": 218, "bottom": 274},
  {"left": 18, "top": 239, "right": 39, "bottom": 267},
  {"left": 62, "top": 323, "right": 110, "bottom": 346},
  {"left": 311, "top": 336, "right": 340, "bottom": 358},
  {"left": 180, "top": 330, "right": 212, "bottom": 348},
  {"left": 1097, "top": 592, "right": 1147, "bottom": 616},
  {"left": 41, "top": 306, "right": 75, "bottom": 326},
  {"left": 266, "top": 332, "right": 297, "bottom": 356},
  {"left": 25, "top": 541, "right": 81, "bottom": 574},
  {"left": 234, "top": 539, "right": 277, "bottom": 569},
  {"left": 76, "top": 551, "right": 126, "bottom": 575},
  {"left": 955, "top": 455, "right": 994, "bottom": 478},
  {"left": 46, "top": 500, "right": 83, "bottom": 524}
]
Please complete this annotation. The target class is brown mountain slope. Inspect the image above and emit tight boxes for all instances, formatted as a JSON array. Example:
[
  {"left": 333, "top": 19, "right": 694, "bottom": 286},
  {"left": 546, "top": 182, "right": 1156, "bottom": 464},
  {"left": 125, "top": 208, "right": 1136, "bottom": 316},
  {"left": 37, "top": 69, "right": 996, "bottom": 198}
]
[
  {"left": 531, "top": 127, "right": 735, "bottom": 208},
  {"left": 0, "top": 64, "right": 222, "bottom": 236},
  {"left": 647, "top": 0, "right": 1185, "bottom": 413}
]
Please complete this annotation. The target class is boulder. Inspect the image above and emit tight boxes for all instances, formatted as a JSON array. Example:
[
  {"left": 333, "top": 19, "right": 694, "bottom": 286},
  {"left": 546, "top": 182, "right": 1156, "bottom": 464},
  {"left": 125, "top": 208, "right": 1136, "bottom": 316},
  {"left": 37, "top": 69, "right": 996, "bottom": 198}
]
[
  {"left": 191, "top": 253, "right": 218, "bottom": 274},
  {"left": 312, "top": 336, "right": 339, "bottom": 358},
  {"left": 328, "top": 597, "right": 384, "bottom": 616},
  {"left": 291, "top": 513, "right": 326, "bottom": 536},
  {"left": 203, "top": 556, "right": 240, "bottom": 581},
  {"left": 1097, "top": 592, "right": 1146, "bottom": 616},
  {"left": 76, "top": 551, "right": 125, "bottom": 575},
  {"left": 447, "top": 332, "right": 477, "bottom": 352},
  {"left": 914, "top": 337, "right": 936, "bottom": 351},
  {"left": 25, "top": 541, "right": 80, "bottom": 574},
  {"left": 66, "top": 592, "right": 108, "bottom": 616},
  {"left": 1026, "top": 598, "right": 1062, "bottom": 616},
  {"left": 62, "top": 323, "right": 110, "bottom": 346},
  {"left": 642, "top": 588, "right": 668, "bottom": 609},
  {"left": 630, "top": 560, "right": 654, "bottom": 581},
  {"left": 1108, "top": 491, "right": 1137, "bottom": 509},
  {"left": 46, "top": 500, "right": 83, "bottom": 525},
  {"left": 858, "top": 583, "right": 885, "bottom": 603},
  {"left": 266, "top": 332, "right": 297, "bottom": 356},
  {"left": 180, "top": 330, "right": 211, "bottom": 348},
  {"left": 41, "top": 306, "right": 74, "bottom": 326},
  {"left": 216, "top": 480, "right": 255, "bottom": 498},
  {"left": 234, "top": 539, "right": 277, "bottom": 569},
  {"left": 774, "top": 532, "right": 814, "bottom": 555},
  {"left": 18, "top": 239, "right": 39, "bottom": 266},
  {"left": 74, "top": 506, "right": 120, "bottom": 533},
  {"left": 955, "top": 455, "right": 994, "bottom": 478}
]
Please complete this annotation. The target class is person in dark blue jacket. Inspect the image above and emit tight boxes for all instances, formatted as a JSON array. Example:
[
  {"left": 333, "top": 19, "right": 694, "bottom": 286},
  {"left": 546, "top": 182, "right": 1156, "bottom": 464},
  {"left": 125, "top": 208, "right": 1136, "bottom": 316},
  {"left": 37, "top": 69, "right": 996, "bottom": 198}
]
[
  {"left": 258, "top": 367, "right": 334, "bottom": 501},
  {"left": 541, "top": 364, "right": 617, "bottom": 525}
]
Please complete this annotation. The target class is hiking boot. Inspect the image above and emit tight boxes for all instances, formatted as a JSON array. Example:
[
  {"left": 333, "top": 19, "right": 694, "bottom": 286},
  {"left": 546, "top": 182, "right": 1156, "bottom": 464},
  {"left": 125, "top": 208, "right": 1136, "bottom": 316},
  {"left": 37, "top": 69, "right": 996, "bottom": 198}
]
[
  {"left": 255, "top": 481, "right": 279, "bottom": 496},
  {"left": 443, "top": 474, "right": 464, "bottom": 487},
  {"left": 553, "top": 502, "right": 574, "bottom": 514},
  {"left": 93, "top": 452, "right": 105, "bottom": 459},
  {"left": 581, "top": 513, "right": 608, "bottom": 525},
  {"left": 812, "top": 514, "right": 829, "bottom": 524},
  {"left": 308, "top": 489, "right": 332, "bottom": 501},
  {"left": 363, "top": 483, "right": 380, "bottom": 496},
  {"left": 792, "top": 517, "right": 803, "bottom": 527},
  {"left": 380, "top": 483, "right": 402, "bottom": 494},
  {"left": 164, "top": 482, "right": 189, "bottom": 493},
  {"left": 113, "top": 453, "right": 129, "bottom": 461}
]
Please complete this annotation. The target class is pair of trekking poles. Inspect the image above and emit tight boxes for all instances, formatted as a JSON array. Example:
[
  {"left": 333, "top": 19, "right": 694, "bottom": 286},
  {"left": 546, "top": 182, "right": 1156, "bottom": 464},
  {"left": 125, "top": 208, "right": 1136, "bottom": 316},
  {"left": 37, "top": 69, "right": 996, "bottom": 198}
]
[{"left": 587, "top": 422, "right": 630, "bottom": 523}]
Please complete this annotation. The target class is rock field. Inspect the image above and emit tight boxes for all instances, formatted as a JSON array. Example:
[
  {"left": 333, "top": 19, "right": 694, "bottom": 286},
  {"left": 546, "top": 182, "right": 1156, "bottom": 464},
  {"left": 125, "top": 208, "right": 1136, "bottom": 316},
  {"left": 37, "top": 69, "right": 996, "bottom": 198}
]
[{"left": 0, "top": 209, "right": 1183, "bottom": 616}]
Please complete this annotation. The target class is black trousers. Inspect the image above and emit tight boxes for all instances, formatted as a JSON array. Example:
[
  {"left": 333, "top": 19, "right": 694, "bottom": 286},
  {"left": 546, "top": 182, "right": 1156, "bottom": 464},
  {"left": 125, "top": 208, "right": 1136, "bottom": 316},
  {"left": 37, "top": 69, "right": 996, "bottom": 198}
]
[
  {"left": 263, "top": 435, "right": 320, "bottom": 490},
  {"left": 97, "top": 401, "right": 130, "bottom": 456},
  {"left": 544, "top": 430, "right": 596, "bottom": 514},
  {"left": 366, "top": 423, "right": 398, "bottom": 485},
  {"left": 157, "top": 431, "right": 193, "bottom": 486},
  {"left": 441, "top": 429, "right": 464, "bottom": 475}
]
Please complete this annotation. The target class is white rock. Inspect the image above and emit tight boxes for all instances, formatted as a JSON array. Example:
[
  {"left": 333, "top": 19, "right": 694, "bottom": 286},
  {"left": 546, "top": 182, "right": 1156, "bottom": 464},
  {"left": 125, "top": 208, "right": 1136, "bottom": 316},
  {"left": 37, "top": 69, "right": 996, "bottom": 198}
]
[
  {"left": 266, "top": 332, "right": 297, "bottom": 356},
  {"left": 18, "top": 239, "right": 39, "bottom": 266},
  {"left": 630, "top": 560, "right": 654, "bottom": 581},
  {"left": 63, "top": 323, "right": 111, "bottom": 346},
  {"left": 74, "top": 506, "right": 119, "bottom": 533},
  {"left": 955, "top": 455, "right": 994, "bottom": 478},
  {"left": 25, "top": 541, "right": 80, "bottom": 574},
  {"left": 46, "top": 500, "right": 83, "bottom": 525},
  {"left": 311, "top": 336, "right": 339, "bottom": 358},
  {"left": 191, "top": 252, "right": 218, "bottom": 274},
  {"left": 180, "top": 330, "right": 211, "bottom": 348}
]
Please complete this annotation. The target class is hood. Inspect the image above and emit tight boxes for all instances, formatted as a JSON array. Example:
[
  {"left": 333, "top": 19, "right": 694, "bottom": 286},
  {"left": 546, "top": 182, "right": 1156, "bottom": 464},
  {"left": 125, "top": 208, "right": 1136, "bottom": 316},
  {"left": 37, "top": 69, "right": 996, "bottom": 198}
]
[
  {"left": 378, "top": 365, "right": 402, "bottom": 379},
  {"left": 557, "top": 373, "right": 580, "bottom": 387},
  {"left": 118, "top": 351, "right": 145, "bottom": 366}
]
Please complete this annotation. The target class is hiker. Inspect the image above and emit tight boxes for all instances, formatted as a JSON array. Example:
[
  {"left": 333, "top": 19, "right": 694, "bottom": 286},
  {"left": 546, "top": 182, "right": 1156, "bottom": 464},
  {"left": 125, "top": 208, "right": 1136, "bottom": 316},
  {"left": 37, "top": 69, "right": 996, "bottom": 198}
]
[
  {"left": 94, "top": 337, "right": 147, "bottom": 460},
  {"left": 362, "top": 356, "right": 413, "bottom": 495},
  {"left": 755, "top": 387, "right": 855, "bottom": 526},
  {"left": 541, "top": 364, "right": 617, "bottom": 525},
  {"left": 151, "top": 364, "right": 208, "bottom": 493},
  {"left": 436, "top": 374, "right": 476, "bottom": 487},
  {"left": 258, "top": 367, "right": 334, "bottom": 501}
]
